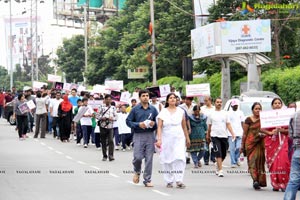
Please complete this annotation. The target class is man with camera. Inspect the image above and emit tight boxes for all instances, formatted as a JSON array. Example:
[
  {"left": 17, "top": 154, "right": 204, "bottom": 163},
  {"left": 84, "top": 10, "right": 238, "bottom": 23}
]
[{"left": 97, "top": 94, "right": 118, "bottom": 161}]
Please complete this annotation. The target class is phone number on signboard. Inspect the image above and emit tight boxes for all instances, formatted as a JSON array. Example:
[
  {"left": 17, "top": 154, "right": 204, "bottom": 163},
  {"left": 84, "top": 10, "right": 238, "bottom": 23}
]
[{"left": 235, "top": 46, "right": 258, "bottom": 50}]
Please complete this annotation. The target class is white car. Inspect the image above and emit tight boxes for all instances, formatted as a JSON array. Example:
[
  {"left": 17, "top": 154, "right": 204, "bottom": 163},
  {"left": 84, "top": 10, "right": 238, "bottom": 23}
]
[{"left": 224, "top": 91, "right": 284, "bottom": 117}]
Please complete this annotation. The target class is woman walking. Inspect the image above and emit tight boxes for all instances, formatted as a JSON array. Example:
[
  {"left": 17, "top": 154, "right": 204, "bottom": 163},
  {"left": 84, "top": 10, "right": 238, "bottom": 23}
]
[
  {"left": 13, "top": 93, "right": 28, "bottom": 140},
  {"left": 156, "top": 93, "right": 190, "bottom": 188},
  {"left": 241, "top": 102, "right": 266, "bottom": 190},
  {"left": 187, "top": 105, "right": 207, "bottom": 168},
  {"left": 263, "top": 98, "right": 290, "bottom": 192},
  {"left": 58, "top": 95, "right": 73, "bottom": 142}
]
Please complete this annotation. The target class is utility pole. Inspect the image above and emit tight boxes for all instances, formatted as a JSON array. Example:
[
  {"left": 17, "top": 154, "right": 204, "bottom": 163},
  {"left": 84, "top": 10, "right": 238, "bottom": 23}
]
[
  {"left": 83, "top": 4, "right": 88, "bottom": 86},
  {"left": 150, "top": 0, "right": 156, "bottom": 86},
  {"left": 9, "top": 0, "right": 13, "bottom": 90}
]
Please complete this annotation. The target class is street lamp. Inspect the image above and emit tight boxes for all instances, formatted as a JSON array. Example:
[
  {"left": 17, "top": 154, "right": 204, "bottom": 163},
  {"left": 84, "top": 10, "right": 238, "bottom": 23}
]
[{"left": 150, "top": 0, "right": 156, "bottom": 86}]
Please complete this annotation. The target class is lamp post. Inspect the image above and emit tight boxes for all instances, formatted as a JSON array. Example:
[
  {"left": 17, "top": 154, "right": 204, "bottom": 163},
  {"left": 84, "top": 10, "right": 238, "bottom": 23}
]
[
  {"left": 150, "top": 0, "right": 156, "bottom": 86},
  {"left": 83, "top": 4, "right": 88, "bottom": 86},
  {"left": 9, "top": 0, "right": 13, "bottom": 90}
]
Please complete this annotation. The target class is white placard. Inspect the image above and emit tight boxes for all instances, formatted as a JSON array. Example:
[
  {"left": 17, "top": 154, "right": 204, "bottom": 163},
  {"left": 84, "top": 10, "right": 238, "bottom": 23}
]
[
  {"left": 159, "top": 84, "right": 171, "bottom": 97},
  {"left": 88, "top": 100, "right": 103, "bottom": 110},
  {"left": 63, "top": 83, "right": 71, "bottom": 91},
  {"left": 105, "top": 80, "right": 123, "bottom": 90},
  {"left": 33, "top": 81, "right": 47, "bottom": 91},
  {"left": 120, "top": 91, "right": 131, "bottom": 103},
  {"left": 47, "top": 74, "right": 62, "bottom": 82},
  {"left": 26, "top": 100, "right": 36, "bottom": 110},
  {"left": 77, "top": 85, "right": 86, "bottom": 92},
  {"left": 186, "top": 83, "right": 210, "bottom": 97},
  {"left": 260, "top": 108, "right": 295, "bottom": 129},
  {"left": 92, "top": 85, "right": 109, "bottom": 94},
  {"left": 73, "top": 106, "right": 89, "bottom": 123}
]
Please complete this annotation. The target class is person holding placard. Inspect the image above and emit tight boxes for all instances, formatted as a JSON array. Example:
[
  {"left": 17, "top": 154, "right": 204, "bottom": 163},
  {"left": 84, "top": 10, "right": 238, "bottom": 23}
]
[
  {"left": 241, "top": 102, "right": 266, "bottom": 190},
  {"left": 262, "top": 98, "right": 290, "bottom": 192},
  {"left": 13, "top": 93, "right": 28, "bottom": 140}
]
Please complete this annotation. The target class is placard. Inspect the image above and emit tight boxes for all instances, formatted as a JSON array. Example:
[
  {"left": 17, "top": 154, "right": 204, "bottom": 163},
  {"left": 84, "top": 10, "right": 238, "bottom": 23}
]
[
  {"left": 77, "top": 85, "right": 86, "bottom": 92},
  {"left": 92, "top": 85, "right": 109, "bottom": 94},
  {"left": 26, "top": 100, "right": 36, "bottom": 110},
  {"left": 105, "top": 80, "right": 123, "bottom": 90},
  {"left": 33, "top": 81, "right": 47, "bottom": 91},
  {"left": 48, "top": 74, "right": 62, "bottom": 82},
  {"left": 260, "top": 108, "right": 295, "bottom": 128},
  {"left": 159, "top": 84, "right": 171, "bottom": 97},
  {"left": 120, "top": 91, "right": 131, "bottom": 103},
  {"left": 111, "top": 90, "right": 121, "bottom": 102},
  {"left": 54, "top": 82, "right": 64, "bottom": 90},
  {"left": 88, "top": 100, "right": 103, "bottom": 110},
  {"left": 147, "top": 86, "right": 161, "bottom": 98},
  {"left": 186, "top": 83, "right": 210, "bottom": 97},
  {"left": 18, "top": 102, "right": 30, "bottom": 114},
  {"left": 73, "top": 106, "right": 89, "bottom": 123}
]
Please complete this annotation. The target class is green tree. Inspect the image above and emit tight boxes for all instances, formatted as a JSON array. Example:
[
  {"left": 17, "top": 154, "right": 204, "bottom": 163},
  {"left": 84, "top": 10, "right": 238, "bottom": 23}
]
[
  {"left": 0, "top": 66, "right": 10, "bottom": 89},
  {"left": 56, "top": 35, "right": 84, "bottom": 83}
]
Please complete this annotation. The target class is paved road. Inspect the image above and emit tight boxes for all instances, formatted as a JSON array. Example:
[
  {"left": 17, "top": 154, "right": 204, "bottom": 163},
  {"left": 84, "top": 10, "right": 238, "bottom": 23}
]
[{"left": 0, "top": 118, "right": 292, "bottom": 200}]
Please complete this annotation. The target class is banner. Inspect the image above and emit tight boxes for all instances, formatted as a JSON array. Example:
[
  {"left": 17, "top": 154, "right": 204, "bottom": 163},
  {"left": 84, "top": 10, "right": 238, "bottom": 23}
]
[
  {"left": 260, "top": 108, "right": 295, "bottom": 128},
  {"left": 105, "top": 80, "right": 123, "bottom": 90},
  {"left": 186, "top": 83, "right": 210, "bottom": 97},
  {"left": 48, "top": 74, "right": 62, "bottom": 82},
  {"left": 73, "top": 106, "right": 89, "bottom": 123},
  {"left": 92, "top": 85, "right": 109, "bottom": 94},
  {"left": 77, "top": 85, "right": 86, "bottom": 92}
]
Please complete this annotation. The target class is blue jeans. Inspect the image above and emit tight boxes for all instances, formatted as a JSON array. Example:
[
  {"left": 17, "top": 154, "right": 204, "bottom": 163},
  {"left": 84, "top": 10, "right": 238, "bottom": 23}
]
[
  {"left": 284, "top": 148, "right": 300, "bottom": 200},
  {"left": 228, "top": 136, "right": 242, "bottom": 165},
  {"left": 81, "top": 125, "right": 92, "bottom": 145},
  {"left": 191, "top": 151, "right": 205, "bottom": 165},
  {"left": 47, "top": 112, "right": 53, "bottom": 133}
]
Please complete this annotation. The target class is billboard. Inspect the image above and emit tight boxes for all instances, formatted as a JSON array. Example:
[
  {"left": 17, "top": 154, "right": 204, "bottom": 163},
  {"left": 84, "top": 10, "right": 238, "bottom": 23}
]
[{"left": 191, "top": 19, "right": 271, "bottom": 59}]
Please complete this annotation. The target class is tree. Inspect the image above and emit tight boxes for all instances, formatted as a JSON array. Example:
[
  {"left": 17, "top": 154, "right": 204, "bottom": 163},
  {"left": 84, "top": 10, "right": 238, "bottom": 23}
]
[
  {"left": 0, "top": 66, "right": 10, "bottom": 89},
  {"left": 86, "top": 0, "right": 195, "bottom": 85},
  {"left": 56, "top": 35, "right": 84, "bottom": 83}
]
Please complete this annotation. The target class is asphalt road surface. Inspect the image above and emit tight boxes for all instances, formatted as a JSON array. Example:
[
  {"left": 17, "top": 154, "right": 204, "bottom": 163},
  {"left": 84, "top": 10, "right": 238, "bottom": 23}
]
[{"left": 0, "top": 118, "right": 293, "bottom": 200}]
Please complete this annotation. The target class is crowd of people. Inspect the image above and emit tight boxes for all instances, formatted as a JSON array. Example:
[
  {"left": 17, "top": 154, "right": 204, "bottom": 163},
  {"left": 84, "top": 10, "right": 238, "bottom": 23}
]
[{"left": 3, "top": 85, "right": 300, "bottom": 199}]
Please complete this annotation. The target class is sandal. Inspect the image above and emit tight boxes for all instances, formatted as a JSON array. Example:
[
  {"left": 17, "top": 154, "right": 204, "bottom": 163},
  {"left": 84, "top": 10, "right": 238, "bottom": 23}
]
[
  {"left": 133, "top": 173, "right": 140, "bottom": 184},
  {"left": 176, "top": 182, "right": 186, "bottom": 189},
  {"left": 144, "top": 182, "right": 154, "bottom": 187},
  {"left": 166, "top": 183, "right": 173, "bottom": 188}
]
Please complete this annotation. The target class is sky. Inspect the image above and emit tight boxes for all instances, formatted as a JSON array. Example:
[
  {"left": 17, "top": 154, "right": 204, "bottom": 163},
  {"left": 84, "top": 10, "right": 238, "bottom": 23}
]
[{"left": 0, "top": 0, "right": 83, "bottom": 70}]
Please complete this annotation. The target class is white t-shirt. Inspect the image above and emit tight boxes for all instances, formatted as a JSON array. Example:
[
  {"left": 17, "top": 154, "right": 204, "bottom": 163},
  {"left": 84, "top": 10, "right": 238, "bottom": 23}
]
[
  {"left": 151, "top": 102, "right": 162, "bottom": 113},
  {"left": 207, "top": 110, "right": 230, "bottom": 138},
  {"left": 179, "top": 103, "right": 195, "bottom": 115},
  {"left": 117, "top": 112, "right": 131, "bottom": 134},
  {"left": 79, "top": 105, "right": 94, "bottom": 126},
  {"left": 50, "top": 98, "right": 63, "bottom": 117},
  {"left": 228, "top": 110, "right": 245, "bottom": 137},
  {"left": 35, "top": 97, "right": 48, "bottom": 115}
]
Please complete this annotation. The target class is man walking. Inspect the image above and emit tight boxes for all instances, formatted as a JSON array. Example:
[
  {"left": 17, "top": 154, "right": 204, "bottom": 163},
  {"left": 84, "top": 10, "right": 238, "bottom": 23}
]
[
  {"left": 97, "top": 94, "right": 117, "bottom": 161},
  {"left": 228, "top": 100, "right": 245, "bottom": 168},
  {"left": 206, "top": 98, "right": 235, "bottom": 177},
  {"left": 284, "top": 110, "right": 300, "bottom": 200},
  {"left": 126, "top": 89, "right": 158, "bottom": 187}
]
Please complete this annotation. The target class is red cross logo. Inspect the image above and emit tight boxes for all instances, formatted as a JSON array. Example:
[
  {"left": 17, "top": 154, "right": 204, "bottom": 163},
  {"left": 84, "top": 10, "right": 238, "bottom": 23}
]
[{"left": 242, "top": 25, "right": 250, "bottom": 35}]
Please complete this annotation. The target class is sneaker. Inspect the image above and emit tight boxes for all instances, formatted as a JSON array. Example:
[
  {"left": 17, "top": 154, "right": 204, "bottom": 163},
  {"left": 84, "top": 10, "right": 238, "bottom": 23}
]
[
  {"left": 84, "top": 144, "right": 88, "bottom": 148},
  {"left": 215, "top": 166, "right": 219, "bottom": 176},
  {"left": 218, "top": 170, "right": 224, "bottom": 177},
  {"left": 231, "top": 164, "right": 237, "bottom": 168},
  {"left": 115, "top": 146, "right": 120, "bottom": 150},
  {"left": 122, "top": 149, "right": 126, "bottom": 152},
  {"left": 102, "top": 157, "right": 107, "bottom": 161},
  {"left": 77, "top": 143, "right": 81, "bottom": 146}
]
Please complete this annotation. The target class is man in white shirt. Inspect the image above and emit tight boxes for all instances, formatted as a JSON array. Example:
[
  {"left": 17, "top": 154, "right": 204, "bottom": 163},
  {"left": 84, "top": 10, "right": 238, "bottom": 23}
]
[
  {"left": 206, "top": 97, "right": 236, "bottom": 177},
  {"left": 50, "top": 91, "right": 63, "bottom": 139},
  {"left": 179, "top": 97, "right": 194, "bottom": 115},
  {"left": 151, "top": 96, "right": 162, "bottom": 113},
  {"left": 201, "top": 96, "right": 216, "bottom": 165},
  {"left": 227, "top": 100, "right": 245, "bottom": 168}
]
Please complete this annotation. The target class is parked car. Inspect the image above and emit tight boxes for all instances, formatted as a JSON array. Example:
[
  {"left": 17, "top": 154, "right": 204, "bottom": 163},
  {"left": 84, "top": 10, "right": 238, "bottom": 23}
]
[
  {"left": 4, "top": 101, "right": 16, "bottom": 125},
  {"left": 224, "top": 91, "right": 284, "bottom": 117}
]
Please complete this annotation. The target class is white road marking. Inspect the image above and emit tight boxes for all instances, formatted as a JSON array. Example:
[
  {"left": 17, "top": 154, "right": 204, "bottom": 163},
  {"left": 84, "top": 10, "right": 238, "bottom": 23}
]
[
  {"left": 152, "top": 190, "right": 170, "bottom": 196},
  {"left": 40, "top": 142, "right": 46, "bottom": 146},
  {"left": 65, "top": 156, "right": 73, "bottom": 160},
  {"left": 109, "top": 173, "right": 119, "bottom": 178},
  {"left": 55, "top": 151, "right": 63, "bottom": 155},
  {"left": 47, "top": 146, "right": 54, "bottom": 150},
  {"left": 76, "top": 161, "right": 86, "bottom": 165},
  {"left": 90, "top": 166, "right": 101, "bottom": 170}
]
